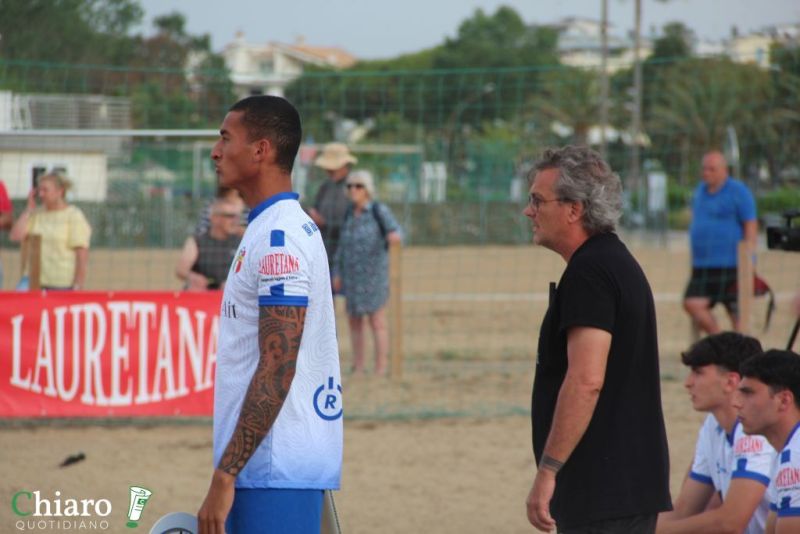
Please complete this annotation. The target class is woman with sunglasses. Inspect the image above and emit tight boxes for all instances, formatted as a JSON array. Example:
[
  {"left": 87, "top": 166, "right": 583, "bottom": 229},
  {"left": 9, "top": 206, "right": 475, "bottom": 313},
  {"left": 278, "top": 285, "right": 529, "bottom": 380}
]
[
  {"left": 10, "top": 173, "right": 91, "bottom": 290},
  {"left": 332, "top": 170, "right": 402, "bottom": 376}
]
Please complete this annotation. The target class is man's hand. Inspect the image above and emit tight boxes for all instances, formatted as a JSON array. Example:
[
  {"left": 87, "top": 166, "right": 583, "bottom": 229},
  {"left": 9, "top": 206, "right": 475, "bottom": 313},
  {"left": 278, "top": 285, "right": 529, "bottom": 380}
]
[
  {"left": 26, "top": 188, "right": 37, "bottom": 211},
  {"left": 526, "top": 469, "right": 557, "bottom": 532},
  {"left": 198, "top": 469, "right": 235, "bottom": 534},
  {"left": 187, "top": 272, "right": 210, "bottom": 291}
]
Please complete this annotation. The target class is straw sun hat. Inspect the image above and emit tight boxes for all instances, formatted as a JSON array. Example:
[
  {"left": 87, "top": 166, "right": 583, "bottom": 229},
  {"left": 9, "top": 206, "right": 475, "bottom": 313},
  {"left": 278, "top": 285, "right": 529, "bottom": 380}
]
[{"left": 314, "top": 142, "right": 358, "bottom": 170}]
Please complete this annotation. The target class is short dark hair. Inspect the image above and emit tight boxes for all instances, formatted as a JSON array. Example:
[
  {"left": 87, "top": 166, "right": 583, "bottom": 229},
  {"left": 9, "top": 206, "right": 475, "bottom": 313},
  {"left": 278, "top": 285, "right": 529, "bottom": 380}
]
[
  {"left": 681, "top": 332, "right": 763, "bottom": 372},
  {"left": 229, "top": 96, "right": 302, "bottom": 174},
  {"left": 740, "top": 349, "right": 800, "bottom": 409}
]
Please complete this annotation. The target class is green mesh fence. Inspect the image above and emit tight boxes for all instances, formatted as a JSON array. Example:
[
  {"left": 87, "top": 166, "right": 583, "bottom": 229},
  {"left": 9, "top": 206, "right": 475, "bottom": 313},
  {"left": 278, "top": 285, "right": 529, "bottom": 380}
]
[{"left": 0, "top": 54, "right": 799, "bottom": 420}]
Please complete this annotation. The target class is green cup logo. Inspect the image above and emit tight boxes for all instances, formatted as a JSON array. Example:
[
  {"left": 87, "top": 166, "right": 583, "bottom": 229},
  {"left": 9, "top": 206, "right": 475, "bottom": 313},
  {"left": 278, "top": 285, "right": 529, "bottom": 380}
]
[{"left": 126, "top": 486, "right": 152, "bottom": 528}]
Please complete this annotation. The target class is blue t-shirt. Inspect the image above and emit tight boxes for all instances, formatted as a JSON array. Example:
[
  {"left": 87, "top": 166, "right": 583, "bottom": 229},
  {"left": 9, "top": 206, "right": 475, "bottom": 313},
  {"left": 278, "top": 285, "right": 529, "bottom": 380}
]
[{"left": 689, "top": 178, "right": 756, "bottom": 268}]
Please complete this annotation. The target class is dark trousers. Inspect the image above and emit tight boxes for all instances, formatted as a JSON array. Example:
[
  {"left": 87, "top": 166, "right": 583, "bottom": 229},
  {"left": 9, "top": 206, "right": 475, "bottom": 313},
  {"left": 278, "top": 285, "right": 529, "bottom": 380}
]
[{"left": 559, "top": 513, "right": 657, "bottom": 534}]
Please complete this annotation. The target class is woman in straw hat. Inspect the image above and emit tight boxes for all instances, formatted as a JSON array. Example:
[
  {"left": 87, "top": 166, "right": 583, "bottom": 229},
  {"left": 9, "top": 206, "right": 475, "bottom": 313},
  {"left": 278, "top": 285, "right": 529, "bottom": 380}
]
[{"left": 332, "top": 170, "right": 402, "bottom": 376}]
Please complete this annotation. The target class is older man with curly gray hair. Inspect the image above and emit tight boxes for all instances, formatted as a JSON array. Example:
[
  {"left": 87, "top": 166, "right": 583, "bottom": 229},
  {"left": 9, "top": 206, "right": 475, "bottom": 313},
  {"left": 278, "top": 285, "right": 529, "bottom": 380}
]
[{"left": 523, "top": 145, "right": 671, "bottom": 533}]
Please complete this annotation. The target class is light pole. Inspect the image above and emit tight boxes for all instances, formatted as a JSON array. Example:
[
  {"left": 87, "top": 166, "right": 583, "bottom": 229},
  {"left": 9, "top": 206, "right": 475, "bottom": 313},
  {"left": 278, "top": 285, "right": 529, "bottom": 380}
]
[
  {"left": 600, "top": 0, "right": 609, "bottom": 158},
  {"left": 630, "top": 0, "right": 643, "bottom": 209}
]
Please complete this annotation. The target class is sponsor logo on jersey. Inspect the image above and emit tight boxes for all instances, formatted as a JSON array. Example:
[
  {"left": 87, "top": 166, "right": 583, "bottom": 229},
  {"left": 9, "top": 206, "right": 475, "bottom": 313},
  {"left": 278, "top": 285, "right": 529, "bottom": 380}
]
[
  {"left": 258, "top": 253, "right": 300, "bottom": 276},
  {"left": 775, "top": 466, "right": 800, "bottom": 488},
  {"left": 735, "top": 436, "right": 765, "bottom": 454},
  {"left": 234, "top": 248, "right": 246, "bottom": 273}
]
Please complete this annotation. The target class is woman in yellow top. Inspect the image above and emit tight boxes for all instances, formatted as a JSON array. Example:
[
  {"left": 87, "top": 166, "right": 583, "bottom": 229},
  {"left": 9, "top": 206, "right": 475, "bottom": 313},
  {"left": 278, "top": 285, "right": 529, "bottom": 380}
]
[{"left": 10, "top": 173, "right": 91, "bottom": 290}]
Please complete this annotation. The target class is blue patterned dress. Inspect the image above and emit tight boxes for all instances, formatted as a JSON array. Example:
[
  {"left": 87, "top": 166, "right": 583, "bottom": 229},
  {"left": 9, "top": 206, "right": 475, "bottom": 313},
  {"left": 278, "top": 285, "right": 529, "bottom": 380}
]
[{"left": 333, "top": 201, "right": 401, "bottom": 316}]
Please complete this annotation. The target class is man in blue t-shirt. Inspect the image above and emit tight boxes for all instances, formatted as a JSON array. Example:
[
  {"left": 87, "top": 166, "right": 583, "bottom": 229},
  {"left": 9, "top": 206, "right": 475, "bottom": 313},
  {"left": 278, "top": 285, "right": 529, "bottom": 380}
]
[{"left": 684, "top": 150, "right": 757, "bottom": 334}]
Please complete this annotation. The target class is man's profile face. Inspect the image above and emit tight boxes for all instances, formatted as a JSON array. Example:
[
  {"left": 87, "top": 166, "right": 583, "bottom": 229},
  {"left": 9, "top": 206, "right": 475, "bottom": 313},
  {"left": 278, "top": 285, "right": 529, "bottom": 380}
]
[
  {"left": 210, "top": 202, "right": 242, "bottom": 235},
  {"left": 326, "top": 166, "right": 349, "bottom": 182},
  {"left": 523, "top": 167, "right": 569, "bottom": 251},
  {"left": 211, "top": 111, "right": 256, "bottom": 190},
  {"left": 735, "top": 376, "right": 779, "bottom": 436},
  {"left": 684, "top": 364, "right": 732, "bottom": 412}
]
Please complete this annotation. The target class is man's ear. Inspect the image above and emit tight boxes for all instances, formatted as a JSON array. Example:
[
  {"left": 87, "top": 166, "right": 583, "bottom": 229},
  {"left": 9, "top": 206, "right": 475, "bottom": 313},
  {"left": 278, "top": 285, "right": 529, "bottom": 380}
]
[
  {"left": 252, "top": 138, "right": 272, "bottom": 162},
  {"left": 725, "top": 371, "right": 742, "bottom": 392},
  {"left": 567, "top": 200, "right": 584, "bottom": 224},
  {"left": 777, "top": 389, "right": 796, "bottom": 413}
]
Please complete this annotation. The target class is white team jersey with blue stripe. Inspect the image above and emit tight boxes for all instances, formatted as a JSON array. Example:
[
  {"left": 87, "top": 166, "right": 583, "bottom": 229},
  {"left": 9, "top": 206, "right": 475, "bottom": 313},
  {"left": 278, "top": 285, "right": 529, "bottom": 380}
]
[
  {"left": 213, "top": 192, "right": 343, "bottom": 489},
  {"left": 768, "top": 422, "right": 800, "bottom": 519},
  {"left": 689, "top": 414, "right": 774, "bottom": 534}
]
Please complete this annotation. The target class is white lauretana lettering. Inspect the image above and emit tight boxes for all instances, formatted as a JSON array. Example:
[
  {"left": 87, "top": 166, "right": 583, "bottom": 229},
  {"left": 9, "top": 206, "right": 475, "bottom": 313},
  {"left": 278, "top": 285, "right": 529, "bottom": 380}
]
[{"left": 4, "top": 298, "right": 220, "bottom": 408}]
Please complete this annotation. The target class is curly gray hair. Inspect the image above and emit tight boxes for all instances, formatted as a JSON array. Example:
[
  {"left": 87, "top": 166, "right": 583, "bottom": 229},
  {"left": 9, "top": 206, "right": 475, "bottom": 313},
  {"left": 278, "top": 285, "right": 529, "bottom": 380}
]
[{"left": 532, "top": 145, "right": 622, "bottom": 235}]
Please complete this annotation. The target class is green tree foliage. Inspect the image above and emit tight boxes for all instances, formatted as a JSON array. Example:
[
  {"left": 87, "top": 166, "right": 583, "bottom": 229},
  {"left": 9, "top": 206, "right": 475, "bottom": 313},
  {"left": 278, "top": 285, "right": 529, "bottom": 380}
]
[
  {"left": 647, "top": 57, "right": 782, "bottom": 185},
  {"left": 649, "top": 22, "right": 694, "bottom": 61},
  {"left": 0, "top": 0, "right": 143, "bottom": 64},
  {"left": 530, "top": 67, "right": 600, "bottom": 145},
  {"left": 286, "top": 5, "right": 560, "bottom": 154},
  {"left": 0, "top": 2, "right": 233, "bottom": 128},
  {"left": 432, "top": 6, "right": 559, "bottom": 70}
]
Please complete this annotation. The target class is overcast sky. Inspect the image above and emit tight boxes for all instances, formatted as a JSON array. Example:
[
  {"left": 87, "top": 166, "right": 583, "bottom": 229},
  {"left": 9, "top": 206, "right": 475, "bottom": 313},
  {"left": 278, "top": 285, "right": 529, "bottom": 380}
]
[{"left": 135, "top": 0, "right": 799, "bottom": 59}]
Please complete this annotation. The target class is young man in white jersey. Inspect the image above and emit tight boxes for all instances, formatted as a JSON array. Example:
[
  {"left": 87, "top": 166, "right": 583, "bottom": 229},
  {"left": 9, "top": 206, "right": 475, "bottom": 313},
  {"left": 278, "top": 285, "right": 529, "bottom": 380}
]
[
  {"left": 658, "top": 332, "right": 774, "bottom": 534},
  {"left": 197, "top": 96, "right": 342, "bottom": 534},
  {"left": 736, "top": 349, "right": 800, "bottom": 533}
]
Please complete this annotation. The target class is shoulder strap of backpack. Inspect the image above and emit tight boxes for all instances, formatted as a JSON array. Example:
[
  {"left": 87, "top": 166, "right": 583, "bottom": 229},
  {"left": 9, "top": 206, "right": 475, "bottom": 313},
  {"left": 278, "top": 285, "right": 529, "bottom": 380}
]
[{"left": 371, "top": 202, "right": 388, "bottom": 240}]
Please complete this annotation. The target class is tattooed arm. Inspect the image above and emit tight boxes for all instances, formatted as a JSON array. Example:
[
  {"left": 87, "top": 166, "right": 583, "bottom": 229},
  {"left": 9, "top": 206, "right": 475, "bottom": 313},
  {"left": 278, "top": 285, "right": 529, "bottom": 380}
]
[{"left": 198, "top": 305, "right": 307, "bottom": 534}]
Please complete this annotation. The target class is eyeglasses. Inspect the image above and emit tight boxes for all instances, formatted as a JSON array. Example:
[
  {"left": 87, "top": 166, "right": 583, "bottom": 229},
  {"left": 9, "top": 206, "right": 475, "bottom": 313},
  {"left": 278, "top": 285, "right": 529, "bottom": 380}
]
[
  {"left": 528, "top": 194, "right": 566, "bottom": 210},
  {"left": 346, "top": 183, "right": 365, "bottom": 190}
]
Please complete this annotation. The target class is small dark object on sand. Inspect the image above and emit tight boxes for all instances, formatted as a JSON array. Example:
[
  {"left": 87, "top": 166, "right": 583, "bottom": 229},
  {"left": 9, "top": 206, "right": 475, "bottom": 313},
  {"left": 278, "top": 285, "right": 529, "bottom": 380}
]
[{"left": 59, "top": 452, "right": 86, "bottom": 468}]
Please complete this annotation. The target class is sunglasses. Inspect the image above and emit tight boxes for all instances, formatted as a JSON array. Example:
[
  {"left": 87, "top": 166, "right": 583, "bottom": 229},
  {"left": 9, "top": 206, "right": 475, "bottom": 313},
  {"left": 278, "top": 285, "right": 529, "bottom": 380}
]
[
  {"left": 346, "top": 183, "right": 365, "bottom": 190},
  {"left": 527, "top": 194, "right": 567, "bottom": 210}
]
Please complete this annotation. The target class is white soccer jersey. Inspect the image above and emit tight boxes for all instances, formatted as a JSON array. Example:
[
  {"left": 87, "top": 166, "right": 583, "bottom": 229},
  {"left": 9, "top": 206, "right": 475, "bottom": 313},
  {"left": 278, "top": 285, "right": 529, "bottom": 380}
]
[
  {"left": 213, "top": 192, "right": 343, "bottom": 490},
  {"left": 768, "top": 422, "right": 800, "bottom": 519},
  {"left": 689, "top": 414, "right": 774, "bottom": 534}
]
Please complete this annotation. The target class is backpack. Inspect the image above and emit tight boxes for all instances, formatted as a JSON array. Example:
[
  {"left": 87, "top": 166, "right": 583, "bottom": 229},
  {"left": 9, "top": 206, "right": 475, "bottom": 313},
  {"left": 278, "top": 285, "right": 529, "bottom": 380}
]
[{"left": 344, "top": 202, "right": 388, "bottom": 249}]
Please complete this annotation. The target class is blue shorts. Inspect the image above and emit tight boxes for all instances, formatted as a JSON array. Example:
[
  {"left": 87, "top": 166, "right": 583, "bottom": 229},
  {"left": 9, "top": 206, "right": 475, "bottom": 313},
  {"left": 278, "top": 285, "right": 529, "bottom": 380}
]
[{"left": 226, "top": 488, "right": 323, "bottom": 534}]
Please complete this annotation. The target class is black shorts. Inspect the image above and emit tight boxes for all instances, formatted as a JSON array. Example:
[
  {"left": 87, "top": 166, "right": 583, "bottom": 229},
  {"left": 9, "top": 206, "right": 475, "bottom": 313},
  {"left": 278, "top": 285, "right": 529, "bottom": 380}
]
[
  {"left": 559, "top": 513, "right": 657, "bottom": 534},
  {"left": 684, "top": 267, "right": 738, "bottom": 311}
]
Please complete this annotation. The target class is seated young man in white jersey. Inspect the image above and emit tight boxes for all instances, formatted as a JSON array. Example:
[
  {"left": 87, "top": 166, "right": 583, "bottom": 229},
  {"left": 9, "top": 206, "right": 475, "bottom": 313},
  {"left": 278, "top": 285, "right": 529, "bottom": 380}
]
[
  {"left": 657, "top": 332, "right": 774, "bottom": 534},
  {"left": 736, "top": 349, "right": 800, "bottom": 534},
  {"left": 197, "top": 95, "right": 342, "bottom": 534}
]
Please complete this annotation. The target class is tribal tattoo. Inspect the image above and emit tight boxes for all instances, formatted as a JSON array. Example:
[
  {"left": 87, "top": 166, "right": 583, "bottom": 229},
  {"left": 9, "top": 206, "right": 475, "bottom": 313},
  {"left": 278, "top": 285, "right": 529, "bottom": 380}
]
[
  {"left": 540, "top": 454, "right": 565, "bottom": 474},
  {"left": 218, "top": 305, "right": 306, "bottom": 477}
]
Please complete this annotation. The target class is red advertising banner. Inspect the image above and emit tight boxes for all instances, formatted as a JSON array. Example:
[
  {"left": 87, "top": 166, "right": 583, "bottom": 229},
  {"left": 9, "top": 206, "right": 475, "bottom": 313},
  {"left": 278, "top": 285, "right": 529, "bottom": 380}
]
[{"left": 0, "top": 291, "right": 221, "bottom": 417}]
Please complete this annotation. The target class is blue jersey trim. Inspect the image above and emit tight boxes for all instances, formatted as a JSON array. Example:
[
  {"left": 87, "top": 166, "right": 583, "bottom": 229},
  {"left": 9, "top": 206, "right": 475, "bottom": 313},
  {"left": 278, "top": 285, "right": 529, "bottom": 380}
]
[
  {"left": 777, "top": 508, "right": 800, "bottom": 517},
  {"left": 730, "top": 470, "right": 770, "bottom": 486},
  {"left": 248, "top": 192, "right": 299, "bottom": 224},
  {"left": 783, "top": 421, "right": 800, "bottom": 451},
  {"left": 689, "top": 471, "right": 713, "bottom": 485},
  {"left": 770, "top": 503, "right": 779, "bottom": 512},
  {"left": 259, "top": 295, "right": 309, "bottom": 307},
  {"left": 726, "top": 420, "right": 740, "bottom": 446}
]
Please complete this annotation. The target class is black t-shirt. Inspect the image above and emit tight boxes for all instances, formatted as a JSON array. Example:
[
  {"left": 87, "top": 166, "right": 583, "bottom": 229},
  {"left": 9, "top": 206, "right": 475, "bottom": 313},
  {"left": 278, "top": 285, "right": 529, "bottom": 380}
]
[
  {"left": 313, "top": 178, "right": 349, "bottom": 265},
  {"left": 191, "top": 232, "right": 241, "bottom": 289},
  {"left": 531, "top": 232, "right": 671, "bottom": 529}
]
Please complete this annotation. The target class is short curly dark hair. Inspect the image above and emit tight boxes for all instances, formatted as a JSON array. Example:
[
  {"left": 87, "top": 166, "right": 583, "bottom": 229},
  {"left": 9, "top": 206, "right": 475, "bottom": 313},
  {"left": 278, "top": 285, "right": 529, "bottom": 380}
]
[
  {"left": 680, "top": 332, "right": 763, "bottom": 373},
  {"left": 740, "top": 349, "right": 800, "bottom": 409}
]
